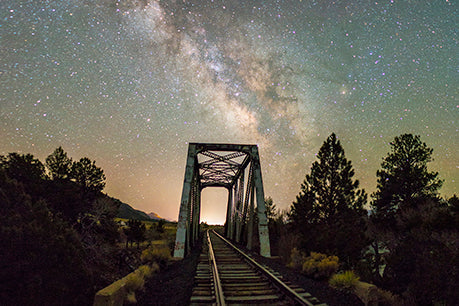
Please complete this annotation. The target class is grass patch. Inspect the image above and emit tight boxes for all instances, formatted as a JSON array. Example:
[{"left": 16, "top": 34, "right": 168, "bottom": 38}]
[{"left": 329, "top": 270, "right": 360, "bottom": 290}]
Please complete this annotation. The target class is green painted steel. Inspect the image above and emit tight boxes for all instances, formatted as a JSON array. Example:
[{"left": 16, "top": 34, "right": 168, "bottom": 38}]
[{"left": 173, "top": 143, "right": 271, "bottom": 259}]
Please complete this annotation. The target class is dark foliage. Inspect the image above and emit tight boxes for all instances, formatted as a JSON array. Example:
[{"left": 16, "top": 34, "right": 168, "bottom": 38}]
[
  {"left": 0, "top": 148, "right": 122, "bottom": 304},
  {"left": 0, "top": 153, "right": 46, "bottom": 200},
  {"left": 71, "top": 157, "right": 106, "bottom": 193},
  {"left": 124, "top": 219, "right": 146, "bottom": 247},
  {"left": 289, "top": 133, "right": 368, "bottom": 268},
  {"left": 45, "top": 146, "right": 73, "bottom": 180},
  {"left": 371, "top": 134, "right": 443, "bottom": 229},
  {"left": 0, "top": 170, "right": 92, "bottom": 305},
  {"left": 381, "top": 198, "right": 457, "bottom": 304},
  {"left": 369, "top": 134, "right": 456, "bottom": 304}
]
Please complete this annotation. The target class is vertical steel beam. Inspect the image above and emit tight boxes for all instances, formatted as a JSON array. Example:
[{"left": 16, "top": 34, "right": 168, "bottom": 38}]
[
  {"left": 173, "top": 144, "right": 197, "bottom": 259},
  {"left": 230, "top": 184, "right": 237, "bottom": 240},
  {"left": 193, "top": 185, "right": 201, "bottom": 243},
  {"left": 191, "top": 175, "right": 200, "bottom": 245},
  {"left": 251, "top": 146, "right": 271, "bottom": 257},
  {"left": 225, "top": 187, "right": 233, "bottom": 237},
  {"left": 186, "top": 185, "right": 192, "bottom": 253},
  {"left": 247, "top": 182, "right": 255, "bottom": 250},
  {"left": 235, "top": 175, "right": 244, "bottom": 243},
  {"left": 241, "top": 162, "right": 253, "bottom": 245}
]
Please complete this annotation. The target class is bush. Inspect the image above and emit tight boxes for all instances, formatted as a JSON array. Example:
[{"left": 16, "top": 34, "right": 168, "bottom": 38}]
[
  {"left": 302, "top": 252, "right": 339, "bottom": 279},
  {"left": 141, "top": 245, "right": 171, "bottom": 266},
  {"left": 287, "top": 247, "right": 306, "bottom": 269},
  {"left": 329, "top": 270, "right": 360, "bottom": 290}
]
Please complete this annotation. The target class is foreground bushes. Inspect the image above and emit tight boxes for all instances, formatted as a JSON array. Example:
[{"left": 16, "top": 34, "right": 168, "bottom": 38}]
[
  {"left": 141, "top": 245, "right": 171, "bottom": 267},
  {"left": 302, "top": 252, "right": 339, "bottom": 279},
  {"left": 287, "top": 248, "right": 339, "bottom": 280},
  {"left": 329, "top": 270, "right": 360, "bottom": 290}
]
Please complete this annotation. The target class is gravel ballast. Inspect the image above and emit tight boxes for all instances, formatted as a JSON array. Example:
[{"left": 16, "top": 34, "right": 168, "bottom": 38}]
[{"left": 137, "top": 238, "right": 363, "bottom": 305}]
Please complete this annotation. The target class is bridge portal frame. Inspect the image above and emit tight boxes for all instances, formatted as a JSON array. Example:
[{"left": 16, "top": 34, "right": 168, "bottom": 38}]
[{"left": 173, "top": 143, "right": 271, "bottom": 259}]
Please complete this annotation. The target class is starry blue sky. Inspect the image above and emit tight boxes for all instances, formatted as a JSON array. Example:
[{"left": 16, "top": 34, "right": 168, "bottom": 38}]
[{"left": 1, "top": 0, "right": 457, "bottom": 223}]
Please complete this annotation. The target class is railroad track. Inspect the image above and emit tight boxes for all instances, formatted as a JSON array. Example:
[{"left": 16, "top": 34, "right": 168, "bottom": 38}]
[{"left": 190, "top": 230, "right": 327, "bottom": 305}]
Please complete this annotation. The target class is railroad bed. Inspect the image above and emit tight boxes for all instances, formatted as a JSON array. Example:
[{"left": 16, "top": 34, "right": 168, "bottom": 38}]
[{"left": 190, "top": 230, "right": 327, "bottom": 305}]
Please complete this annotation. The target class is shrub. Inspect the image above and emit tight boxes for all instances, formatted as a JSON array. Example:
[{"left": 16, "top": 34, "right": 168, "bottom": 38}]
[
  {"left": 329, "top": 270, "right": 360, "bottom": 290},
  {"left": 287, "top": 247, "right": 306, "bottom": 269},
  {"left": 302, "top": 252, "right": 339, "bottom": 279},
  {"left": 141, "top": 246, "right": 171, "bottom": 266}
]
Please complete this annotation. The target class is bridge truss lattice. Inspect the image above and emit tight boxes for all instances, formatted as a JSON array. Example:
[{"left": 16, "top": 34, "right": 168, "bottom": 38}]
[{"left": 173, "top": 143, "right": 271, "bottom": 259}]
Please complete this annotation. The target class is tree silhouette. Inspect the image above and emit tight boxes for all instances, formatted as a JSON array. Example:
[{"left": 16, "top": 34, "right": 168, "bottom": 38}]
[
  {"left": 371, "top": 134, "right": 443, "bottom": 228},
  {"left": 124, "top": 219, "right": 146, "bottom": 248},
  {"left": 0, "top": 150, "right": 122, "bottom": 304},
  {"left": 46, "top": 146, "right": 73, "bottom": 180},
  {"left": 0, "top": 153, "right": 46, "bottom": 184},
  {"left": 0, "top": 153, "right": 46, "bottom": 199},
  {"left": 290, "top": 133, "right": 367, "bottom": 267},
  {"left": 71, "top": 157, "right": 106, "bottom": 193},
  {"left": 264, "top": 197, "right": 277, "bottom": 222},
  {"left": 369, "top": 134, "right": 455, "bottom": 304},
  {"left": 0, "top": 169, "right": 92, "bottom": 305}
]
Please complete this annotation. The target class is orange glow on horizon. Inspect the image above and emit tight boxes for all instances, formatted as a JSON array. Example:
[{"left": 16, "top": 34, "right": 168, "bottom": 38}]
[{"left": 200, "top": 188, "right": 228, "bottom": 225}]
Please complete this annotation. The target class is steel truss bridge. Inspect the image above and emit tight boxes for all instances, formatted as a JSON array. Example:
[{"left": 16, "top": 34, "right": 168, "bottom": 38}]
[{"left": 173, "top": 143, "right": 271, "bottom": 259}]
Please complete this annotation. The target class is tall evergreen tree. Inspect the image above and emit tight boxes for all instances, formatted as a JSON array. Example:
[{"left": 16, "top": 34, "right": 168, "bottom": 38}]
[
  {"left": 0, "top": 153, "right": 46, "bottom": 184},
  {"left": 46, "top": 146, "right": 73, "bottom": 180},
  {"left": 71, "top": 157, "right": 106, "bottom": 193},
  {"left": 290, "top": 133, "right": 367, "bottom": 267},
  {"left": 368, "top": 134, "right": 455, "bottom": 304},
  {"left": 370, "top": 133, "right": 443, "bottom": 228},
  {"left": 264, "top": 197, "right": 278, "bottom": 222},
  {"left": 0, "top": 153, "right": 46, "bottom": 199}
]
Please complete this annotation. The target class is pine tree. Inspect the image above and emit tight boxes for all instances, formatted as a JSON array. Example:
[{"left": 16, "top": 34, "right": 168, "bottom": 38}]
[
  {"left": 264, "top": 197, "right": 277, "bottom": 222},
  {"left": 71, "top": 157, "right": 106, "bottom": 193},
  {"left": 369, "top": 134, "right": 455, "bottom": 304},
  {"left": 290, "top": 133, "right": 367, "bottom": 267},
  {"left": 370, "top": 134, "right": 443, "bottom": 227},
  {"left": 46, "top": 146, "right": 73, "bottom": 180}
]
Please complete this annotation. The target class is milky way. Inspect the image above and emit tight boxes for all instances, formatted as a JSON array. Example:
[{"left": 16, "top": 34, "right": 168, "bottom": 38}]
[{"left": 1, "top": 0, "right": 457, "bottom": 223}]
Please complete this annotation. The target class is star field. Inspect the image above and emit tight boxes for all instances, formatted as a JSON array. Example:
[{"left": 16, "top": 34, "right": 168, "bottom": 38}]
[{"left": 1, "top": 0, "right": 457, "bottom": 223}]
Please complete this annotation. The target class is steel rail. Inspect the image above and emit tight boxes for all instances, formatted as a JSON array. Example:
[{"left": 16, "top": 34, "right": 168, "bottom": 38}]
[
  {"left": 207, "top": 231, "right": 226, "bottom": 306},
  {"left": 212, "top": 230, "right": 316, "bottom": 306}
]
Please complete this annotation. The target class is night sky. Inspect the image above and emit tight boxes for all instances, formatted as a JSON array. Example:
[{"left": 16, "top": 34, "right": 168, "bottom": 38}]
[{"left": 1, "top": 0, "right": 457, "bottom": 224}]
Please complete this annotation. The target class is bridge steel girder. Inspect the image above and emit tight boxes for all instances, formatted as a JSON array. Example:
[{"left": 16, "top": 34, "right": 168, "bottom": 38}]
[{"left": 173, "top": 143, "right": 271, "bottom": 259}]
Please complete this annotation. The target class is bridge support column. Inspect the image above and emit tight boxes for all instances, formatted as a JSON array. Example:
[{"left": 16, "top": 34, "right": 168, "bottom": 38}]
[
  {"left": 252, "top": 146, "right": 271, "bottom": 257},
  {"left": 247, "top": 184, "right": 255, "bottom": 250},
  {"left": 235, "top": 175, "right": 244, "bottom": 243},
  {"left": 225, "top": 187, "right": 233, "bottom": 238},
  {"left": 191, "top": 178, "right": 201, "bottom": 245},
  {"left": 173, "top": 144, "right": 197, "bottom": 259}
]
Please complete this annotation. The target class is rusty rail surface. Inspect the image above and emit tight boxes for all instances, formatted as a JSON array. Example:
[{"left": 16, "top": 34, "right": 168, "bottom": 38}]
[{"left": 190, "top": 230, "right": 327, "bottom": 305}]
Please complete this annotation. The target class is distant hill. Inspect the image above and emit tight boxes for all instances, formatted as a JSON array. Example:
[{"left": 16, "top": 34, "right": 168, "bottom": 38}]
[
  {"left": 148, "top": 212, "right": 165, "bottom": 220},
  {"left": 115, "top": 200, "right": 152, "bottom": 221}
]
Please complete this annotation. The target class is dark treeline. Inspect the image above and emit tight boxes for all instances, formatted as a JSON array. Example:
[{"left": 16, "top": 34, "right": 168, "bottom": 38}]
[
  {"left": 268, "top": 133, "right": 457, "bottom": 305},
  {"left": 1, "top": 134, "right": 457, "bottom": 305},
  {"left": 0, "top": 147, "right": 123, "bottom": 305}
]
